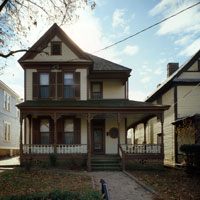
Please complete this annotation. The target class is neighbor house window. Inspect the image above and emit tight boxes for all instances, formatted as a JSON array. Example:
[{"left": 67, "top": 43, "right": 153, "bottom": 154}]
[
  {"left": 40, "top": 119, "right": 50, "bottom": 144},
  {"left": 64, "top": 73, "right": 74, "bottom": 98},
  {"left": 64, "top": 119, "right": 74, "bottom": 144},
  {"left": 4, "top": 91, "right": 11, "bottom": 111},
  {"left": 4, "top": 121, "right": 11, "bottom": 141},
  {"left": 91, "top": 82, "right": 102, "bottom": 99},
  {"left": 40, "top": 73, "right": 49, "bottom": 99},
  {"left": 157, "top": 133, "right": 162, "bottom": 145},
  {"left": 51, "top": 41, "right": 62, "bottom": 55}
]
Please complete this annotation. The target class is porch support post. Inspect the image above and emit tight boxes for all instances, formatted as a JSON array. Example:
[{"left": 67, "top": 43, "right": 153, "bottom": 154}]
[
  {"left": 20, "top": 113, "right": 23, "bottom": 165},
  {"left": 53, "top": 113, "right": 57, "bottom": 154},
  {"left": 133, "top": 127, "right": 136, "bottom": 144},
  {"left": 160, "top": 113, "right": 164, "bottom": 156},
  {"left": 28, "top": 116, "right": 32, "bottom": 154},
  {"left": 125, "top": 117, "right": 127, "bottom": 144},
  {"left": 143, "top": 122, "right": 147, "bottom": 144},
  {"left": 87, "top": 113, "right": 92, "bottom": 172},
  {"left": 117, "top": 113, "right": 121, "bottom": 154}
]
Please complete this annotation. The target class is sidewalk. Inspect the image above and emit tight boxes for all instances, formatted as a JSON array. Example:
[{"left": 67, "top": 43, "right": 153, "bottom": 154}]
[
  {"left": 88, "top": 171, "right": 153, "bottom": 200},
  {"left": 0, "top": 156, "right": 20, "bottom": 167}
]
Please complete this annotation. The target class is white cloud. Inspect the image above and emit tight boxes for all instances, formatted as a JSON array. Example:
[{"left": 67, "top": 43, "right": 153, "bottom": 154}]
[
  {"left": 157, "top": 58, "right": 166, "bottom": 65},
  {"left": 154, "top": 67, "right": 164, "bottom": 75},
  {"left": 150, "top": 0, "right": 200, "bottom": 35},
  {"left": 179, "top": 37, "right": 200, "bottom": 56},
  {"left": 175, "top": 35, "right": 192, "bottom": 46},
  {"left": 123, "top": 45, "right": 139, "bottom": 55},
  {"left": 112, "top": 9, "right": 126, "bottom": 28},
  {"left": 129, "top": 90, "right": 146, "bottom": 101},
  {"left": 141, "top": 76, "right": 152, "bottom": 83}
]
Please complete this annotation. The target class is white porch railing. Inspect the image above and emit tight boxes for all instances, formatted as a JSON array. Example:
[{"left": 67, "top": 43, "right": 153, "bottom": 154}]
[
  {"left": 57, "top": 144, "right": 87, "bottom": 154},
  {"left": 121, "top": 144, "right": 161, "bottom": 154},
  {"left": 22, "top": 144, "right": 87, "bottom": 154}
]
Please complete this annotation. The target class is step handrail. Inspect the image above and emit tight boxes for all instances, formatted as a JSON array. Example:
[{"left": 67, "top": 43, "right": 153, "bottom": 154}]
[{"left": 100, "top": 179, "right": 110, "bottom": 200}]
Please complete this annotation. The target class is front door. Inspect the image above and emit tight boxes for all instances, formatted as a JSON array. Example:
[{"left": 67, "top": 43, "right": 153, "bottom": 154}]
[{"left": 92, "top": 119, "right": 105, "bottom": 154}]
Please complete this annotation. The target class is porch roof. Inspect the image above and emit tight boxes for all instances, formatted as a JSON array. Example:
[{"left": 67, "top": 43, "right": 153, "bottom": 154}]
[{"left": 17, "top": 99, "right": 168, "bottom": 109}]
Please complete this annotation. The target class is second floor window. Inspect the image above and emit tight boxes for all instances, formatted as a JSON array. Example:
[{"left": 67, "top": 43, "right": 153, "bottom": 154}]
[
  {"left": 91, "top": 82, "right": 102, "bottom": 99},
  {"left": 4, "top": 91, "right": 11, "bottom": 111},
  {"left": 64, "top": 73, "right": 74, "bottom": 98},
  {"left": 40, "top": 73, "right": 49, "bottom": 99}
]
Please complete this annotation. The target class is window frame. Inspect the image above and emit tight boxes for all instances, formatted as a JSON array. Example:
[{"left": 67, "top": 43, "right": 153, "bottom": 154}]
[
  {"left": 51, "top": 41, "right": 62, "bottom": 55},
  {"left": 4, "top": 121, "right": 11, "bottom": 142},
  {"left": 39, "top": 72, "right": 50, "bottom": 99},
  {"left": 64, "top": 118, "right": 74, "bottom": 144},
  {"left": 4, "top": 91, "right": 11, "bottom": 111},
  {"left": 40, "top": 119, "right": 50, "bottom": 144},
  {"left": 63, "top": 72, "right": 75, "bottom": 99},
  {"left": 91, "top": 82, "right": 103, "bottom": 100}
]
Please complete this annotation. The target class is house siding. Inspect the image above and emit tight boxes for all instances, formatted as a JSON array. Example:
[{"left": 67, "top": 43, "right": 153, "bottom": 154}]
[
  {"left": 26, "top": 69, "right": 37, "bottom": 100},
  {"left": 0, "top": 85, "right": 20, "bottom": 156},
  {"left": 177, "top": 86, "right": 200, "bottom": 118}
]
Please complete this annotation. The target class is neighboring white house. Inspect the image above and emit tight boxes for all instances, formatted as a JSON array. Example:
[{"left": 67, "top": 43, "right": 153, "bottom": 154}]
[
  {"left": 0, "top": 80, "right": 21, "bottom": 157},
  {"left": 134, "top": 51, "right": 200, "bottom": 167}
]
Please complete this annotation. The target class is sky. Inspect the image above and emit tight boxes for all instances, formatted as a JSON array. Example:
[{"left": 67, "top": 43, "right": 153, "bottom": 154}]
[{"left": 1, "top": 0, "right": 200, "bottom": 101}]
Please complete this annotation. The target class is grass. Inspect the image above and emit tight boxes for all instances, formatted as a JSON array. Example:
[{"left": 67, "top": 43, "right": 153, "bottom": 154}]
[
  {"left": 0, "top": 169, "right": 95, "bottom": 198},
  {"left": 127, "top": 160, "right": 200, "bottom": 200}
]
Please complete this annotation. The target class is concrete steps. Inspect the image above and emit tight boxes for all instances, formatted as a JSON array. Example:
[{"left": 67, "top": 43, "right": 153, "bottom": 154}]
[{"left": 91, "top": 157, "right": 121, "bottom": 171}]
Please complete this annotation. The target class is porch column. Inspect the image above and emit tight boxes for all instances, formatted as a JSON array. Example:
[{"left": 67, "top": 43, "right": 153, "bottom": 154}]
[
  {"left": 143, "top": 122, "right": 147, "bottom": 144},
  {"left": 160, "top": 114, "right": 164, "bottom": 155},
  {"left": 125, "top": 117, "right": 127, "bottom": 144},
  {"left": 87, "top": 113, "right": 92, "bottom": 172},
  {"left": 20, "top": 114, "right": 23, "bottom": 165},
  {"left": 117, "top": 113, "right": 121, "bottom": 154},
  {"left": 28, "top": 116, "right": 32, "bottom": 154},
  {"left": 133, "top": 127, "right": 136, "bottom": 144},
  {"left": 53, "top": 113, "right": 57, "bottom": 154}
]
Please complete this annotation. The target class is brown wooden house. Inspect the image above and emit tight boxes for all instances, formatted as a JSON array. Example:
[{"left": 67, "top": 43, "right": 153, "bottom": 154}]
[{"left": 17, "top": 23, "right": 169, "bottom": 171}]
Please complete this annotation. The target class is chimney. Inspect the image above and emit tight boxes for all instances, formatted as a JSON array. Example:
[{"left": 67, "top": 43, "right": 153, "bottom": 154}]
[{"left": 167, "top": 63, "right": 179, "bottom": 77}]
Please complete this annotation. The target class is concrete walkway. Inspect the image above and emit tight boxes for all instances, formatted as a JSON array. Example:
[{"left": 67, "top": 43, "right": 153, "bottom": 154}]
[
  {"left": 0, "top": 156, "right": 20, "bottom": 166},
  {"left": 88, "top": 171, "right": 153, "bottom": 200}
]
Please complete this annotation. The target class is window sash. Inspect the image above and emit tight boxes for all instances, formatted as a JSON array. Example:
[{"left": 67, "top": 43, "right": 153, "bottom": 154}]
[
  {"left": 4, "top": 122, "right": 10, "bottom": 141},
  {"left": 91, "top": 83, "right": 102, "bottom": 99},
  {"left": 40, "top": 73, "right": 49, "bottom": 85},
  {"left": 64, "top": 132, "right": 74, "bottom": 144},
  {"left": 40, "top": 132, "right": 50, "bottom": 144},
  {"left": 64, "top": 73, "right": 74, "bottom": 85},
  {"left": 40, "top": 86, "right": 49, "bottom": 99},
  {"left": 64, "top": 85, "right": 74, "bottom": 98}
]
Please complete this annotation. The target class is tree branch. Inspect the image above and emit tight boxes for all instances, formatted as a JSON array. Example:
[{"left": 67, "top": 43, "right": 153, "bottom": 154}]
[{"left": 0, "top": 0, "right": 9, "bottom": 13}]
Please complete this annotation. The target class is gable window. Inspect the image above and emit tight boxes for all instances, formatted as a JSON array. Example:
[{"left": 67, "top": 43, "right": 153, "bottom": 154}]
[
  {"left": 4, "top": 122, "right": 11, "bottom": 141},
  {"left": 40, "top": 73, "right": 49, "bottom": 99},
  {"left": 51, "top": 41, "right": 62, "bottom": 55},
  {"left": 91, "top": 82, "right": 102, "bottom": 99},
  {"left": 64, "top": 73, "right": 74, "bottom": 98},
  {"left": 64, "top": 119, "right": 74, "bottom": 144},
  {"left": 4, "top": 91, "right": 11, "bottom": 111},
  {"left": 40, "top": 119, "right": 50, "bottom": 144}
]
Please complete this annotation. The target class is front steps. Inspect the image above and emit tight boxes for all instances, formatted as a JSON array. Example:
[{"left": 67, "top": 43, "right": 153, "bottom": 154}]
[{"left": 91, "top": 157, "right": 121, "bottom": 171}]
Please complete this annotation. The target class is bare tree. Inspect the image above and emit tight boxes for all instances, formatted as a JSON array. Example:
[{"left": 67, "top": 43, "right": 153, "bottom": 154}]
[{"left": 0, "top": 0, "right": 96, "bottom": 58}]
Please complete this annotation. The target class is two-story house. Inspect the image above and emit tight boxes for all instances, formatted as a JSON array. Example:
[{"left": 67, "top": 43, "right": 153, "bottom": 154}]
[
  {"left": 17, "top": 23, "right": 168, "bottom": 171},
  {"left": 133, "top": 51, "right": 200, "bottom": 167},
  {"left": 0, "top": 80, "right": 21, "bottom": 157}
]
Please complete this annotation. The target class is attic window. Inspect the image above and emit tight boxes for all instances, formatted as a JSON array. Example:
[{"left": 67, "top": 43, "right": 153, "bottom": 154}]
[{"left": 51, "top": 41, "right": 62, "bottom": 55}]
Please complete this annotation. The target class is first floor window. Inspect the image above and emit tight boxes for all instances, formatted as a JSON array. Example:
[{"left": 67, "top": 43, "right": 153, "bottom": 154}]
[
  {"left": 4, "top": 122, "right": 11, "bottom": 141},
  {"left": 40, "top": 119, "right": 50, "bottom": 144},
  {"left": 40, "top": 73, "right": 49, "bottom": 99},
  {"left": 64, "top": 73, "right": 74, "bottom": 98},
  {"left": 64, "top": 119, "right": 74, "bottom": 144}
]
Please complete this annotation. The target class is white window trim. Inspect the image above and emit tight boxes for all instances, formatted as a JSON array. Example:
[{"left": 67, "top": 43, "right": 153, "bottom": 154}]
[
  {"left": 4, "top": 121, "right": 11, "bottom": 142},
  {"left": 4, "top": 91, "right": 11, "bottom": 112}
]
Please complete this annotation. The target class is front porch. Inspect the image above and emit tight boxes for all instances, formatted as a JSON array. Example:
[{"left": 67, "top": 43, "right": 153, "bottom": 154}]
[{"left": 17, "top": 99, "right": 168, "bottom": 171}]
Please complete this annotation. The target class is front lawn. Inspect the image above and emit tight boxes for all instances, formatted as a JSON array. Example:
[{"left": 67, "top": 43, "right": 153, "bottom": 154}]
[
  {"left": 0, "top": 169, "right": 100, "bottom": 199},
  {"left": 127, "top": 161, "right": 200, "bottom": 200}
]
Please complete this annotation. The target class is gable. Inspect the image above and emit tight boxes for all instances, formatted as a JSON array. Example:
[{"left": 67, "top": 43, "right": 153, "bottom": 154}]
[{"left": 18, "top": 23, "right": 91, "bottom": 64}]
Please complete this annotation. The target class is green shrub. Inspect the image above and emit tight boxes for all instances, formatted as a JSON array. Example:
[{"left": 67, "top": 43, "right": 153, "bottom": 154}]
[
  {"left": 49, "top": 154, "right": 57, "bottom": 166},
  {"left": 180, "top": 144, "right": 200, "bottom": 174}
]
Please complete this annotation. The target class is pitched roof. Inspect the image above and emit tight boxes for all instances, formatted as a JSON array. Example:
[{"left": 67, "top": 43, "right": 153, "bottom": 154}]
[
  {"left": 86, "top": 53, "right": 131, "bottom": 71},
  {"left": 146, "top": 49, "right": 200, "bottom": 102},
  {"left": 18, "top": 23, "right": 91, "bottom": 62},
  {"left": 17, "top": 99, "right": 167, "bottom": 109}
]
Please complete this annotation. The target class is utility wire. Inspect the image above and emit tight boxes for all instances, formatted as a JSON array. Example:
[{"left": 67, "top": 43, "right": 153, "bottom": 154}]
[{"left": 93, "top": 1, "right": 200, "bottom": 54}]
